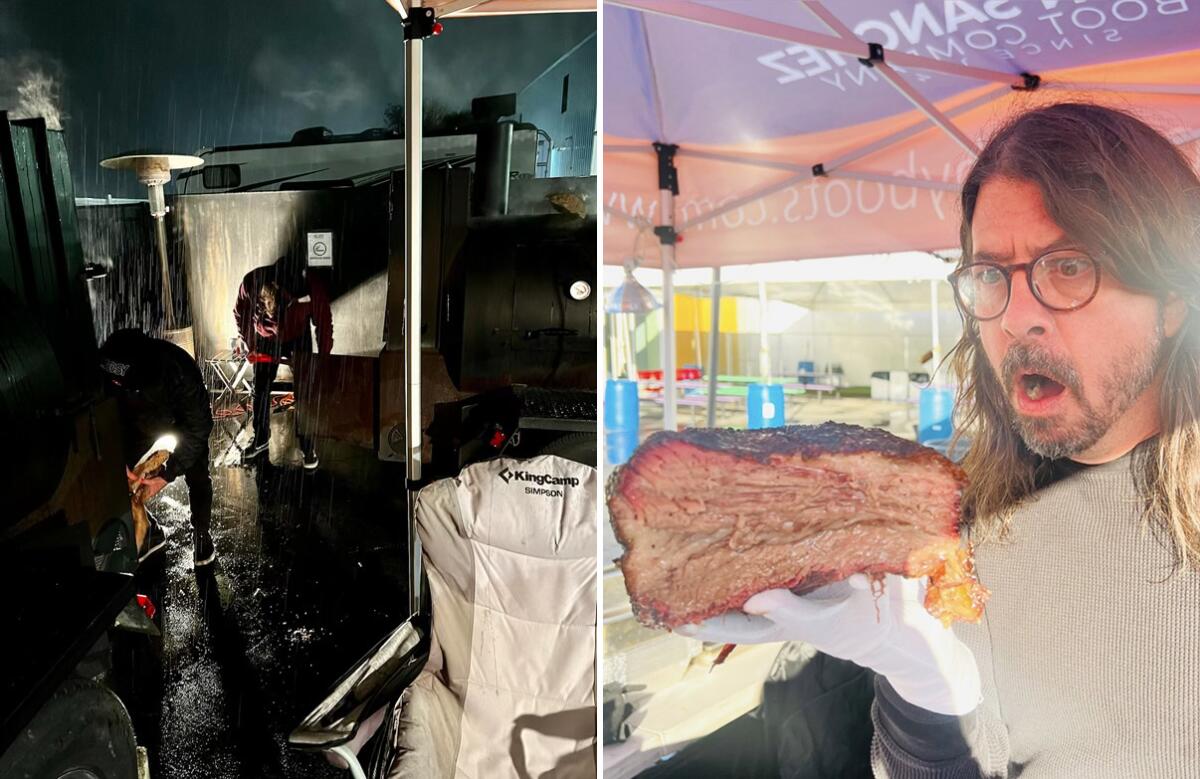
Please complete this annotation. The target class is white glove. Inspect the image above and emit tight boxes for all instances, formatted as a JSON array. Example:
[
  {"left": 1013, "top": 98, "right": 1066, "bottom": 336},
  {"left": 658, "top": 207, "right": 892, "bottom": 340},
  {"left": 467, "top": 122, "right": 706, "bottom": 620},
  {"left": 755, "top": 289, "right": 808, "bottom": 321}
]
[{"left": 676, "top": 574, "right": 981, "bottom": 716}]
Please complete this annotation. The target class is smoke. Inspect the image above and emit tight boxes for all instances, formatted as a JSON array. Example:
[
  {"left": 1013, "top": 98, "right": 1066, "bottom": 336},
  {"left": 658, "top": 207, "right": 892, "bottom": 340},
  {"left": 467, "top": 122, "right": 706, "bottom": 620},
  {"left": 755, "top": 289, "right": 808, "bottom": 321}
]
[{"left": 0, "top": 53, "right": 66, "bottom": 130}]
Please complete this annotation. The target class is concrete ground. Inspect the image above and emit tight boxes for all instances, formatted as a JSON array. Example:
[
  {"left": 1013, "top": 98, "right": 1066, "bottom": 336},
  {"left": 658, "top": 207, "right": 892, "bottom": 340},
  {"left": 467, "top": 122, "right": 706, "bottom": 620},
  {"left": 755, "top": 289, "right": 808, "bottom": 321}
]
[{"left": 120, "top": 407, "right": 410, "bottom": 778}]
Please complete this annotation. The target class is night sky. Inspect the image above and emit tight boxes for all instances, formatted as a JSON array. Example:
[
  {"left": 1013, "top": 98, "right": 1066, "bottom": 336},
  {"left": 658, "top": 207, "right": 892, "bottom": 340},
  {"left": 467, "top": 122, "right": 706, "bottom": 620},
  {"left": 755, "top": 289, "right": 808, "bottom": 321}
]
[{"left": 0, "top": 0, "right": 594, "bottom": 197}]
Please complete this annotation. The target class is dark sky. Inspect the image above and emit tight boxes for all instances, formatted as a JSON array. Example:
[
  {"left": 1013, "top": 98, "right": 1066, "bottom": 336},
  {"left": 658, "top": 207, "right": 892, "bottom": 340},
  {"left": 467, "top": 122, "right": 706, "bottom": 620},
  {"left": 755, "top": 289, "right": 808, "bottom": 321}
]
[{"left": 0, "top": 0, "right": 594, "bottom": 197}]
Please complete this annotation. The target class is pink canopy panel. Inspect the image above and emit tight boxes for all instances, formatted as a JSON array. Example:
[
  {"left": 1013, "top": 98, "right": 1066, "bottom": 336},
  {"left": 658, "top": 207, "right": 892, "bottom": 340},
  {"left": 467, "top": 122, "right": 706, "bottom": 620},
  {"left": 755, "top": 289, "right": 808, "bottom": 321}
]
[{"left": 604, "top": 0, "right": 1200, "bottom": 268}]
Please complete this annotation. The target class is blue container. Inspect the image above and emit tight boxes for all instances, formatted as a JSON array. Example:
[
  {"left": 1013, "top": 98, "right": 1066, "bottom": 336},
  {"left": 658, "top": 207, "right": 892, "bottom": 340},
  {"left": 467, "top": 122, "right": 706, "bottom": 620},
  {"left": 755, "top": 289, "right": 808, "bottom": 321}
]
[
  {"left": 918, "top": 386, "right": 955, "bottom": 443},
  {"left": 797, "top": 360, "right": 815, "bottom": 377},
  {"left": 747, "top": 383, "right": 785, "bottom": 429},
  {"left": 605, "top": 378, "right": 640, "bottom": 466}
]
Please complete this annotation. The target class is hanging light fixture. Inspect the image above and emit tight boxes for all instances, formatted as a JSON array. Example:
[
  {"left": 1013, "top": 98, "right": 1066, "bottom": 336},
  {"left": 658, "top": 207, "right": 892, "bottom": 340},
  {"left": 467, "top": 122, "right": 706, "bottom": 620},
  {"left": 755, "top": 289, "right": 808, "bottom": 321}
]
[{"left": 605, "top": 258, "right": 660, "bottom": 314}]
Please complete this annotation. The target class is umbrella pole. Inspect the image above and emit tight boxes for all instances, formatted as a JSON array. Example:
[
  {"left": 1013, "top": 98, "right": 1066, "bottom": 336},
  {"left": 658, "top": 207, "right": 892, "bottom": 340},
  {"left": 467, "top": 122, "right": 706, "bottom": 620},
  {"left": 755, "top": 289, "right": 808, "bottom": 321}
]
[
  {"left": 654, "top": 142, "right": 679, "bottom": 431},
  {"left": 707, "top": 266, "right": 720, "bottom": 428},
  {"left": 404, "top": 2, "right": 425, "bottom": 620}
]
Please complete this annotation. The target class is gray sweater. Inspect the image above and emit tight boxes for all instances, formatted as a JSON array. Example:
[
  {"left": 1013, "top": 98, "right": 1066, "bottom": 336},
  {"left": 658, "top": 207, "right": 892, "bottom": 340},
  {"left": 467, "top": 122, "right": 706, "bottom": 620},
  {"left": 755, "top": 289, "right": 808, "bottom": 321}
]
[{"left": 871, "top": 448, "right": 1200, "bottom": 777}]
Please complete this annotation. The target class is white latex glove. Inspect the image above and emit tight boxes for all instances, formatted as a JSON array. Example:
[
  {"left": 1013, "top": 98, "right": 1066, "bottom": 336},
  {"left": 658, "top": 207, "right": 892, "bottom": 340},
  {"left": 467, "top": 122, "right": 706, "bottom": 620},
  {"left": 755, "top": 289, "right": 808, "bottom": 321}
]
[{"left": 676, "top": 574, "right": 981, "bottom": 716}]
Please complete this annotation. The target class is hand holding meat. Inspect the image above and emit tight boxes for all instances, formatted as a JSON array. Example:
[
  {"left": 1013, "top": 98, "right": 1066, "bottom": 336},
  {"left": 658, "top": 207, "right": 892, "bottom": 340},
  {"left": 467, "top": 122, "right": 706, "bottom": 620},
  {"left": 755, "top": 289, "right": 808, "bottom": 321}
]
[{"left": 679, "top": 574, "right": 982, "bottom": 716}]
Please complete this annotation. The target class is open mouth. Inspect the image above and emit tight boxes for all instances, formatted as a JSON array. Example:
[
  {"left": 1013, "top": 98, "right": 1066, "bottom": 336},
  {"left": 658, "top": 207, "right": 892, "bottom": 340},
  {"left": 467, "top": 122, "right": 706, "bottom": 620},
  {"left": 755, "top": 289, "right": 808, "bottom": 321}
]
[{"left": 1018, "top": 372, "right": 1066, "bottom": 403}]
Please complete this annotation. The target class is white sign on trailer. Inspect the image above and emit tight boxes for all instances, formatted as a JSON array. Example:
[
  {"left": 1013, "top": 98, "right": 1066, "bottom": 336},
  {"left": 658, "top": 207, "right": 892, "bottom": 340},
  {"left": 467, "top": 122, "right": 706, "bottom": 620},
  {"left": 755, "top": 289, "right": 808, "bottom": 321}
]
[{"left": 307, "top": 231, "right": 333, "bottom": 267}]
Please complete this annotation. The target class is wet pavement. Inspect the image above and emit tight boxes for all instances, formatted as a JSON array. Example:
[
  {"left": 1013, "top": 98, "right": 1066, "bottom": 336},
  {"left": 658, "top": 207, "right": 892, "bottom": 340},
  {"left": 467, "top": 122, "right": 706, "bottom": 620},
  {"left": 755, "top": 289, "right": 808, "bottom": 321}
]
[{"left": 119, "top": 418, "right": 411, "bottom": 778}]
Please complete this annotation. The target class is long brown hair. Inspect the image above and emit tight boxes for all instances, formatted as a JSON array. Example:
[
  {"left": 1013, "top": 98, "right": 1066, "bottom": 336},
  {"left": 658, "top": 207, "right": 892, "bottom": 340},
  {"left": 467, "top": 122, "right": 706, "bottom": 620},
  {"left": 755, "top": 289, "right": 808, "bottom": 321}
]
[{"left": 949, "top": 102, "right": 1200, "bottom": 568}]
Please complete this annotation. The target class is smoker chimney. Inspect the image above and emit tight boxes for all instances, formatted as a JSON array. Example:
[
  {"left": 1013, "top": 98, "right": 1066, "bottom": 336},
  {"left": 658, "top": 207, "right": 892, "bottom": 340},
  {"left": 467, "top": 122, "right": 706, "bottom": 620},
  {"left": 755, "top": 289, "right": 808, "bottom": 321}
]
[{"left": 470, "top": 93, "right": 517, "bottom": 218}]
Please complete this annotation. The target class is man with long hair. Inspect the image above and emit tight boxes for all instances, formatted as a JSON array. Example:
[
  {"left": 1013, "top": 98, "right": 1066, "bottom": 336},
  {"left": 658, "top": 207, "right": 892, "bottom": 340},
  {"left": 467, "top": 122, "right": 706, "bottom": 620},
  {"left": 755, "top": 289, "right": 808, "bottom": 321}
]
[{"left": 684, "top": 102, "right": 1200, "bottom": 776}]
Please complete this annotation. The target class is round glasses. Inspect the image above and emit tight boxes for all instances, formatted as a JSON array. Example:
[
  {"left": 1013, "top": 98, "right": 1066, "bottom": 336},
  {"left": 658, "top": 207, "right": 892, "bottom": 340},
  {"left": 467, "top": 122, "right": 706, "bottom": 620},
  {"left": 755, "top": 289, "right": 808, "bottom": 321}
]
[{"left": 948, "top": 250, "right": 1101, "bottom": 321}]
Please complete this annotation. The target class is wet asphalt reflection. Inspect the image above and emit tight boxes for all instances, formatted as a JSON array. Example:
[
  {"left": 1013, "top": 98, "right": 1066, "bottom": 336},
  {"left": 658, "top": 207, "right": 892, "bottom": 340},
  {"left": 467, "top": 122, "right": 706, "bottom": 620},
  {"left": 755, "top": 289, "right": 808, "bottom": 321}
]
[{"left": 125, "top": 425, "right": 410, "bottom": 778}]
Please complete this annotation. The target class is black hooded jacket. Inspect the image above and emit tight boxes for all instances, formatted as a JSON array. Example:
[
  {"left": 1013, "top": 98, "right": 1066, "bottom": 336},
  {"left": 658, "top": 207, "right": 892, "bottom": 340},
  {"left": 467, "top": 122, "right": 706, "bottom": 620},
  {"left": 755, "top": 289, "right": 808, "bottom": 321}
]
[{"left": 98, "top": 329, "right": 213, "bottom": 480}]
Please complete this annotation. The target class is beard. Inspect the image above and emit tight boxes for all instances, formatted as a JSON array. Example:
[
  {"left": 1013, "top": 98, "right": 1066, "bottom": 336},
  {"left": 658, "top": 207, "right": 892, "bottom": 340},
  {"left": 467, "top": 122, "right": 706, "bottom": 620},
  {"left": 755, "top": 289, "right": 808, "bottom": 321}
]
[{"left": 996, "top": 318, "right": 1163, "bottom": 460}]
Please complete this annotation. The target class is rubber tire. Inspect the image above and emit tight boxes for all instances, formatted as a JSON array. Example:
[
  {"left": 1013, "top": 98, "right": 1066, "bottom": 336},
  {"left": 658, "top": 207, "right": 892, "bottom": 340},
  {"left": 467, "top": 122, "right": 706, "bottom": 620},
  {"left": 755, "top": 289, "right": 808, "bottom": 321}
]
[
  {"left": 0, "top": 678, "right": 137, "bottom": 779},
  {"left": 534, "top": 432, "right": 596, "bottom": 467}
]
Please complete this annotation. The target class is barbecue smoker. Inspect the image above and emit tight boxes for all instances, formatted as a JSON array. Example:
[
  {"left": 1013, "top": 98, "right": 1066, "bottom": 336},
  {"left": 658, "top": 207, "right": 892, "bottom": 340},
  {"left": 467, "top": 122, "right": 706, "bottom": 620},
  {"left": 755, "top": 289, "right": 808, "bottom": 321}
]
[
  {"left": 0, "top": 115, "right": 148, "bottom": 777},
  {"left": 278, "top": 91, "right": 597, "bottom": 475}
]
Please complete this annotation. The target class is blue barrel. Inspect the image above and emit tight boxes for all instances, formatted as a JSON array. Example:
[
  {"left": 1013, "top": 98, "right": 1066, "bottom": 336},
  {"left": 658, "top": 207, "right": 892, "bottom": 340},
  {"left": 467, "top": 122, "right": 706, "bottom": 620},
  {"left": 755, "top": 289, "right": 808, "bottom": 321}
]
[
  {"left": 918, "top": 386, "right": 955, "bottom": 443},
  {"left": 747, "top": 383, "right": 785, "bottom": 429},
  {"left": 605, "top": 378, "right": 640, "bottom": 466}
]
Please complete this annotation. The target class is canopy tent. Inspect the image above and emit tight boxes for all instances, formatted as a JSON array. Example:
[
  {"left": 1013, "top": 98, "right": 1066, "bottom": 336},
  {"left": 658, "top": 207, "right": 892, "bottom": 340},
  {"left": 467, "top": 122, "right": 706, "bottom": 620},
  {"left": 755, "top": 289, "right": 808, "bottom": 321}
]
[{"left": 603, "top": 0, "right": 1200, "bottom": 428}]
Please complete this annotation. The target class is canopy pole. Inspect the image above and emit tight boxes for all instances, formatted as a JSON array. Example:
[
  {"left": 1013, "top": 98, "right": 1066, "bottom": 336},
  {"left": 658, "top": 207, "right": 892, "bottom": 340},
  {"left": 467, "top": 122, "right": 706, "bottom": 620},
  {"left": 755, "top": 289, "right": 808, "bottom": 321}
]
[
  {"left": 654, "top": 142, "right": 679, "bottom": 431},
  {"left": 802, "top": 1, "right": 984, "bottom": 158},
  {"left": 758, "top": 279, "right": 771, "bottom": 384},
  {"left": 707, "top": 266, "right": 720, "bottom": 427},
  {"left": 930, "top": 279, "right": 941, "bottom": 380},
  {"left": 403, "top": 0, "right": 432, "bottom": 620}
]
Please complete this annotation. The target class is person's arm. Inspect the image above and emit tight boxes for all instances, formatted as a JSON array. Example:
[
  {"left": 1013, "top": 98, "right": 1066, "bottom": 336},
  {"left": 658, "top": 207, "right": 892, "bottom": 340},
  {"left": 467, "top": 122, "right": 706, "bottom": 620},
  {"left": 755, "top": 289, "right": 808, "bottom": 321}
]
[
  {"left": 234, "top": 274, "right": 254, "bottom": 348},
  {"left": 162, "top": 359, "right": 214, "bottom": 481},
  {"left": 870, "top": 676, "right": 1009, "bottom": 778}
]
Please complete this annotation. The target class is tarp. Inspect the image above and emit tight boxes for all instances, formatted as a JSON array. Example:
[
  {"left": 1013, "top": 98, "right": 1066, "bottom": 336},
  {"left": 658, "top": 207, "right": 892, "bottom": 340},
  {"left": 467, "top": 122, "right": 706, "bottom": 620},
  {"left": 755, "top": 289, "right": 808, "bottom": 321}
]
[
  {"left": 390, "top": 455, "right": 597, "bottom": 778},
  {"left": 604, "top": 0, "right": 1200, "bottom": 268}
]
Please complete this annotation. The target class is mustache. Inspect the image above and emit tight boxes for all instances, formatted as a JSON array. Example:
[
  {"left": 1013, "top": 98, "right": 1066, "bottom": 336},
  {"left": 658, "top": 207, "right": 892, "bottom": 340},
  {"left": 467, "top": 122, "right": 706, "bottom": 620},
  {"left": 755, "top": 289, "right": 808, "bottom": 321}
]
[{"left": 1000, "top": 342, "right": 1083, "bottom": 396}]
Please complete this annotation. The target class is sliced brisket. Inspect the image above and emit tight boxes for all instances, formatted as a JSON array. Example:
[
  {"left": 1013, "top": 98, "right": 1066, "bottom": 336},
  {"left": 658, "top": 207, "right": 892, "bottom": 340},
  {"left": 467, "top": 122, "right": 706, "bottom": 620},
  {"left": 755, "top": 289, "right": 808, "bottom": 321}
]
[{"left": 608, "top": 422, "right": 974, "bottom": 629}]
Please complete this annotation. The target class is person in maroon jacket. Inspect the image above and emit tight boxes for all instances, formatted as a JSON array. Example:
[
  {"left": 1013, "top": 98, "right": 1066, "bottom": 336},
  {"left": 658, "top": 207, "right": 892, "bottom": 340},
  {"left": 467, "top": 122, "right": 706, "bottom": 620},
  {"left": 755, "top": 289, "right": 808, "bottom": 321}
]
[{"left": 233, "top": 255, "right": 333, "bottom": 469}]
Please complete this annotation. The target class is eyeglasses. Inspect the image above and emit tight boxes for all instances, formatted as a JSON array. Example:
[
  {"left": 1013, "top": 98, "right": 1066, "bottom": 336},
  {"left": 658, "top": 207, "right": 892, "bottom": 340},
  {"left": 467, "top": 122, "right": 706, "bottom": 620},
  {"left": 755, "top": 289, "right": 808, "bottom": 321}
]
[{"left": 947, "top": 250, "right": 1101, "bottom": 321}]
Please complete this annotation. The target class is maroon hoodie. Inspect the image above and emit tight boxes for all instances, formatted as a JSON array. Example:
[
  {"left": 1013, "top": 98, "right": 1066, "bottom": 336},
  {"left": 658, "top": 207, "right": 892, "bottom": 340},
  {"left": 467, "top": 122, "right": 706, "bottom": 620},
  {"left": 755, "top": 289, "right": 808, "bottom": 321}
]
[{"left": 233, "top": 263, "right": 333, "bottom": 357}]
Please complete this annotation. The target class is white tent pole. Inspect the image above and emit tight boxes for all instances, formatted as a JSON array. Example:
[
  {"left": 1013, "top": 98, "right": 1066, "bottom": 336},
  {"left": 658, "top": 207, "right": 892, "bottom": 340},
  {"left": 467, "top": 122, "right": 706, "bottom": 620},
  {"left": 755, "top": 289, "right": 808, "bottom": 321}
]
[
  {"left": 404, "top": 1, "right": 426, "bottom": 620},
  {"left": 660, "top": 204, "right": 678, "bottom": 431},
  {"left": 930, "top": 279, "right": 942, "bottom": 381},
  {"left": 873, "top": 62, "right": 979, "bottom": 157},
  {"left": 625, "top": 313, "right": 638, "bottom": 383},
  {"left": 655, "top": 142, "right": 679, "bottom": 431},
  {"left": 385, "top": 0, "right": 410, "bottom": 18},
  {"left": 670, "top": 161, "right": 958, "bottom": 235},
  {"left": 803, "top": 1, "right": 979, "bottom": 158},
  {"left": 758, "top": 279, "right": 771, "bottom": 383},
  {"left": 666, "top": 85, "right": 1009, "bottom": 176},
  {"left": 707, "top": 266, "right": 720, "bottom": 427},
  {"left": 825, "top": 86, "right": 1006, "bottom": 168},
  {"left": 667, "top": 84, "right": 1007, "bottom": 233},
  {"left": 611, "top": 0, "right": 1022, "bottom": 84}
]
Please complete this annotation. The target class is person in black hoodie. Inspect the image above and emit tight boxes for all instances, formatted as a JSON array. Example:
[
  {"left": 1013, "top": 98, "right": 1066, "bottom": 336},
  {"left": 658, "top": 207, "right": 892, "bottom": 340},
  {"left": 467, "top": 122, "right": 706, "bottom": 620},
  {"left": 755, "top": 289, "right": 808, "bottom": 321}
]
[{"left": 99, "top": 328, "right": 216, "bottom": 567}]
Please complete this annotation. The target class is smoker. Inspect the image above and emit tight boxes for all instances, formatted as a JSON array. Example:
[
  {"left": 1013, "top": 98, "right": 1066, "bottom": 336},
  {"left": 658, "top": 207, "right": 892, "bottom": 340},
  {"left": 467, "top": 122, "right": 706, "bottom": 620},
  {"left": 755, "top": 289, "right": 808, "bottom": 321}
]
[{"left": 277, "top": 92, "right": 597, "bottom": 475}]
